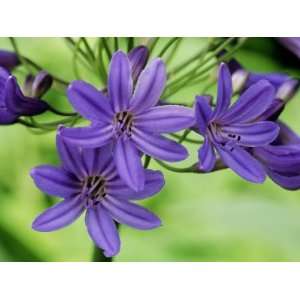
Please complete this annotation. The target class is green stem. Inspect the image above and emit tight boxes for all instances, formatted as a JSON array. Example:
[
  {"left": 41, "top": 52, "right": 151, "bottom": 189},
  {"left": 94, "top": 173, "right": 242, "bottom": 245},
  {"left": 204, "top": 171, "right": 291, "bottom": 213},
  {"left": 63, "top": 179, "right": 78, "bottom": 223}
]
[
  {"left": 93, "top": 246, "right": 112, "bottom": 262},
  {"left": 144, "top": 155, "right": 151, "bottom": 168},
  {"left": 148, "top": 37, "right": 160, "bottom": 54},
  {"left": 81, "top": 37, "right": 96, "bottom": 62},
  {"left": 114, "top": 37, "right": 119, "bottom": 52},
  {"left": 127, "top": 37, "right": 134, "bottom": 52},
  {"left": 101, "top": 38, "right": 112, "bottom": 59},
  {"left": 157, "top": 37, "right": 181, "bottom": 58}
]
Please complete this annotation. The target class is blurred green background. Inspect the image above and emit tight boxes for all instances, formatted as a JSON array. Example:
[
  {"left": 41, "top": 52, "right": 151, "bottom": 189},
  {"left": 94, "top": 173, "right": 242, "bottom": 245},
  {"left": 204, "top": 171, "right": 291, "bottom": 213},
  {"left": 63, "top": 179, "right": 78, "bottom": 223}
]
[{"left": 0, "top": 37, "right": 300, "bottom": 261}]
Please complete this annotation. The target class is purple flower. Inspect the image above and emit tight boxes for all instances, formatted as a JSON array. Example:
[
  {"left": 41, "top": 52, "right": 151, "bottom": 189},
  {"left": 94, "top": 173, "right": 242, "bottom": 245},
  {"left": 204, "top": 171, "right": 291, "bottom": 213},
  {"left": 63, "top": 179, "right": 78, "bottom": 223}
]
[
  {"left": 60, "top": 50, "right": 194, "bottom": 191},
  {"left": 0, "top": 49, "right": 20, "bottom": 71},
  {"left": 277, "top": 37, "right": 300, "bottom": 59},
  {"left": 195, "top": 63, "right": 280, "bottom": 183},
  {"left": 31, "top": 133, "right": 164, "bottom": 257},
  {"left": 0, "top": 67, "right": 49, "bottom": 124}
]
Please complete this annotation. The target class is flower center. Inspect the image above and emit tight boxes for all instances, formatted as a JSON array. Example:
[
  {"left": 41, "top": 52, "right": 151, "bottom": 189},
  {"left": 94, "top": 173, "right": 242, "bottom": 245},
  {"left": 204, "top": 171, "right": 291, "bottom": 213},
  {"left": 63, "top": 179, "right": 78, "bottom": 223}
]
[
  {"left": 81, "top": 175, "right": 106, "bottom": 208},
  {"left": 113, "top": 111, "right": 134, "bottom": 137}
]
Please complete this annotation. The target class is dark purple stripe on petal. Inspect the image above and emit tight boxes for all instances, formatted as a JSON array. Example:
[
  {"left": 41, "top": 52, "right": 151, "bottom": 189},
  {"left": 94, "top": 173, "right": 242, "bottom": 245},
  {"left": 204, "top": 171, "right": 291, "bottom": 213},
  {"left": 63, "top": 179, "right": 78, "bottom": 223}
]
[
  {"left": 130, "top": 58, "right": 166, "bottom": 114},
  {"left": 135, "top": 105, "right": 195, "bottom": 133},
  {"left": 198, "top": 138, "right": 216, "bottom": 172},
  {"left": 32, "top": 196, "right": 84, "bottom": 232},
  {"left": 67, "top": 80, "right": 113, "bottom": 122},
  {"left": 30, "top": 165, "right": 80, "bottom": 198},
  {"left": 220, "top": 80, "right": 275, "bottom": 124},
  {"left": 195, "top": 95, "right": 213, "bottom": 135},
  {"left": 220, "top": 121, "right": 279, "bottom": 147},
  {"left": 114, "top": 138, "right": 145, "bottom": 192},
  {"left": 108, "top": 51, "right": 133, "bottom": 112},
  {"left": 103, "top": 196, "right": 161, "bottom": 230},
  {"left": 267, "top": 169, "right": 300, "bottom": 190},
  {"left": 85, "top": 205, "right": 120, "bottom": 257},
  {"left": 59, "top": 124, "right": 113, "bottom": 148},
  {"left": 211, "top": 63, "right": 232, "bottom": 120},
  {"left": 216, "top": 145, "right": 266, "bottom": 183},
  {"left": 132, "top": 129, "right": 188, "bottom": 162}
]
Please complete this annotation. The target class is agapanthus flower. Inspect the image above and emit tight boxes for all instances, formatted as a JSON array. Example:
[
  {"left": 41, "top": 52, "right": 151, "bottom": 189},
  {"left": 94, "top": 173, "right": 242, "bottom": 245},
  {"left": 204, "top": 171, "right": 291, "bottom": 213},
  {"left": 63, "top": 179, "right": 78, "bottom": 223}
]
[
  {"left": 195, "top": 63, "right": 280, "bottom": 183},
  {"left": 0, "top": 67, "right": 49, "bottom": 124},
  {"left": 60, "top": 50, "right": 194, "bottom": 191},
  {"left": 0, "top": 49, "right": 20, "bottom": 71},
  {"left": 277, "top": 37, "right": 300, "bottom": 59},
  {"left": 31, "top": 132, "right": 164, "bottom": 257}
]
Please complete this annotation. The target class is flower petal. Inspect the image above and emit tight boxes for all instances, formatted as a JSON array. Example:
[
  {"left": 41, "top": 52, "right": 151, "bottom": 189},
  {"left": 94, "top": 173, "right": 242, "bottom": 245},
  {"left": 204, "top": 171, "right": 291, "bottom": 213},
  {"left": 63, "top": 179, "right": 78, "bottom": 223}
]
[
  {"left": 56, "top": 130, "right": 87, "bottom": 178},
  {"left": 114, "top": 138, "right": 145, "bottom": 192},
  {"left": 85, "top": 205, "right": 120, "bottom": 257},
  {"left": 211, "top": 63, "right": 232, "bottom": 120},
  {"left": 30, "top": 165, "right": 80, "bottom": 197},
  {"left": 220, "top": 121, "right": 280, "bottom": 147},
  {"left": 267, "top": 169, "right": 300, "bottom": 190},
  {"left": 216, "top": 145, "right": 266, "bottom": 183},
  {"left": 108, "top": 51, "right": 132, "bottom": 112},
  {"left": 275, "top": 121, "right": 300, "bottom": 145},
  {"left": 32, "top": 196, "right": 84, "bottom": 232},
  {"left": 128, "top": 46, "right": 149, "bottom": 82},
  {"left": 220, "top": 80, "right": 275, "bottom": 124},
  {"left": 103, "top": 196, "right": 161, "bottom": 230},
  {"left": 0, "top": 50, "right": 20, "bottom": 71},
  {"left": 195, "top": 95, "right": 213, "bottom": 135},
  {"left": 135, "top": 105, "right": 195, "bottom": 133},
  {"left": 198, "top": 138, "right": 216, "bottom": 172},
  {"left": 130, "top": 59, "right": 166, "bottom": 114},
  {"left": 59, "top": 124, "right": 113, "bottom": 148},
  {"left": 67, "top": 80, "right": 113, "bottom": 122},
  {"left": 132, "top": 129, "right": 188, "bottom": 162},
  {"left": 107, "top": 169, "right": 165, "bottom": 200}
]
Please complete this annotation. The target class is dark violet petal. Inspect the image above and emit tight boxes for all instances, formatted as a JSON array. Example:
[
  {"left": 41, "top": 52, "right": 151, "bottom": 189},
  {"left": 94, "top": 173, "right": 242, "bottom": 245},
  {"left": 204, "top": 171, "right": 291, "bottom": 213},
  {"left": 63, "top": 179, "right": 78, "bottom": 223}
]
[
  {"left": 198, "top": 138, "right": 216, "bottom": 172},
  {"left": 0, "top": 50, "right": 20, "bottom": 71},
  {"left": 216, "top": 144, "right": 266, "bottom": 183},
  {"left": 132, "top": 128, "right": 188, "bottom": 162},
  {"left": 220, "top": 121, "right": 280, "bottom": 147},
  {"left": 85, "top": 205, "right": 120, "bottom": 257},
  {"left": 103, "top": 196, "right": 161, "bottom": 230},
  {"left": 211, "top": 63, "right": 232, "bottom": 120},
  {"left": 135, "top": 105, "right": 195, "bottom": 133},
  {"left": 130, "top": 58, "right": 166, "bottom": 114},
  {"left": 5, "top": 76, "right": 48, "bottom": 116},
  {"left": 59, "top": 124, "right": 113, "bottom": 148},
  {"left": 67, "top": 80, "right": 113, "bottom": 122},
  {"left": 277, "top": 37, "right": 300, "bottom": 59},
  {"left": 107, "top": 169, "right": 165, "bottom": 200},
  {"left": 30, "top": 165, "right": 80, "bottom": 198},
  {"left": 82, "top": 144, "right": 115, "bottom": 177},
  {"left": 108, "top": 51, "right": 132, "bottom": 112},
  {"left": 267, "top": 169, "right": 300, "bottom": 190},
  {"left": 56, "top": 130, "right": 87, "bottom": 179},
  {"left": 275, "top": 121, "right": 300, "bottom": 145},
  {"left": 32, "top": 196, "right": 84, "bottom": 232},
  {"left": 114, "top": 138, "right": 145, "bottom": 192},
  {"left": 0, "top": 109, "right": 18, "bottom": 124},
  {"left": 31, "top": 71, "right": 53, "bottom": 98},
  {"left": 128, "top": 46, "right": 149, "bottom": 82},
  {"left": 220, "top": 80, "right": 275, "bottom": 124},
  {"left": 195, "top": 95, "right": 213, "bottom": 135},
  {"left": 246, "top": 73, "right": 291, "bottom": 90},
  {"left": 258, "top": 99, "right": 284, "bottom": 121}
]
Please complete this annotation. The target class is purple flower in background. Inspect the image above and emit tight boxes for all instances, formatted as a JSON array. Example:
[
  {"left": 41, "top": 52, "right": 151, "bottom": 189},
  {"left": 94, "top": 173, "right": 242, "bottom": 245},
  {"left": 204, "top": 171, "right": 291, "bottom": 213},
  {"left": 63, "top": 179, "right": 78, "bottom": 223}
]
[
  {"left": 31, "top": 133, "right": 164, "bottom": 257},
  {"left": 277, "top": 37, "right": 300, "bottom": 59},
  {"left": 195, "top": 63, "right": 279, "bottom": 183},
  {"left": 0, "top": 49, "right": 20, "bottom": 71},
  {"left": 60, "top": 50, "right": 194, "bottom": 191},
  {"left": 0, "top": 67, "right": 49, "bottom": 124}
]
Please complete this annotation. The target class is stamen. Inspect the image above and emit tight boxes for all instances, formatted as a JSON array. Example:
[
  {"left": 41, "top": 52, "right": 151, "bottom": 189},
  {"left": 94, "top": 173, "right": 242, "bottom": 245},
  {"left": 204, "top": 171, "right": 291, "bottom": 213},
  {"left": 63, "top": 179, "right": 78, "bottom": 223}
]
[{"left": 114, "top": 111, "right": 134, "bottom": 137}]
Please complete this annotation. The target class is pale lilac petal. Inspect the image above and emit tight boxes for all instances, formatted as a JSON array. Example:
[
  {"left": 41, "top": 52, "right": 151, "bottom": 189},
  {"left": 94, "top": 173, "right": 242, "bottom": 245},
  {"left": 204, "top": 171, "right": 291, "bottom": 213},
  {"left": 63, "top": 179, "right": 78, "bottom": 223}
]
[
  {"left": 130, "top": 59, "right": 166, "bottom": 114},
  {"left": 220, "top": 80, "right": 275, "bottom": 124},
  {"left": 108, "top": 51, "right": 132, "bottom": 112},
  {"left": 67, "top": 80, "right": 113, "bottom": 122},
  {"left": 56, "top": 130, "right": 87, "bottom": 179},
  {"left": 32, "top": 196, "right": 84, "bottom": 232},
  {"left": 59, "top": 124, "right": 113, "bottom": 148},
  {"left": 212, "top": 63, "right": 232, "bottom": 120},
  {"left": 107, "top": 170, "right": 165, "bottom": 200},
  {"left": 114, "top": 138, "right": 145, "bottom": 192},
  {"left": 216, "top": 144, "right": 266, "bottom": 183},
  {"left": 30, "top": 165, "right": 80, "bottom": 198},
  {"left": 198, "top": 138, "right": 216, "bottom": 172},
  {"left": 132, "top": 129, "right": 188, "bottom": 162},
  {"left": 135, "top": 105, "right": 195, "bottom": 133},
  {"left": 85, "top": 205, "right": 120, "bottom": 257},
  {"left": 195, "top": 95, "right": 213, "bottom": 135},
  {"left": 220, "top": 121, "right": 280, "bottom": 147},
  {"left": 103, "top": 196, "right": 161, "bottom": 230},
  {"left": 128, "top": 46, "right": 149, "bottom": 82}
]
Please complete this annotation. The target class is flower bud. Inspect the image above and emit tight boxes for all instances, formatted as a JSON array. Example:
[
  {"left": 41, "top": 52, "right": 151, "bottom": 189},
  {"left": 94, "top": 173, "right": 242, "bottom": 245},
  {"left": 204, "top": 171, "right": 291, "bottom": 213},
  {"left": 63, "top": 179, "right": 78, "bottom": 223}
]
[
  {"left": 276, "top": 79, "right": 300, "bottom": 102},
  {"left": 31, "top": 71, "right": 53, "bottom": 98},
  {"left": 128, "top": 46, "right": 149, "bottom": 82},
  {"left": 231, "top": 69, "right": 249, "bottom": 94}
]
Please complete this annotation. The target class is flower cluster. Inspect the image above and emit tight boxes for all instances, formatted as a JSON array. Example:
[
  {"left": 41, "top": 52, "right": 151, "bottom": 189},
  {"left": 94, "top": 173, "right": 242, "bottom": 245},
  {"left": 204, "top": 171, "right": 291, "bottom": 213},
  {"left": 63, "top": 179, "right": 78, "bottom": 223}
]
[{"left": 2, "top": 38, "right": 300, "bottom": 259}]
